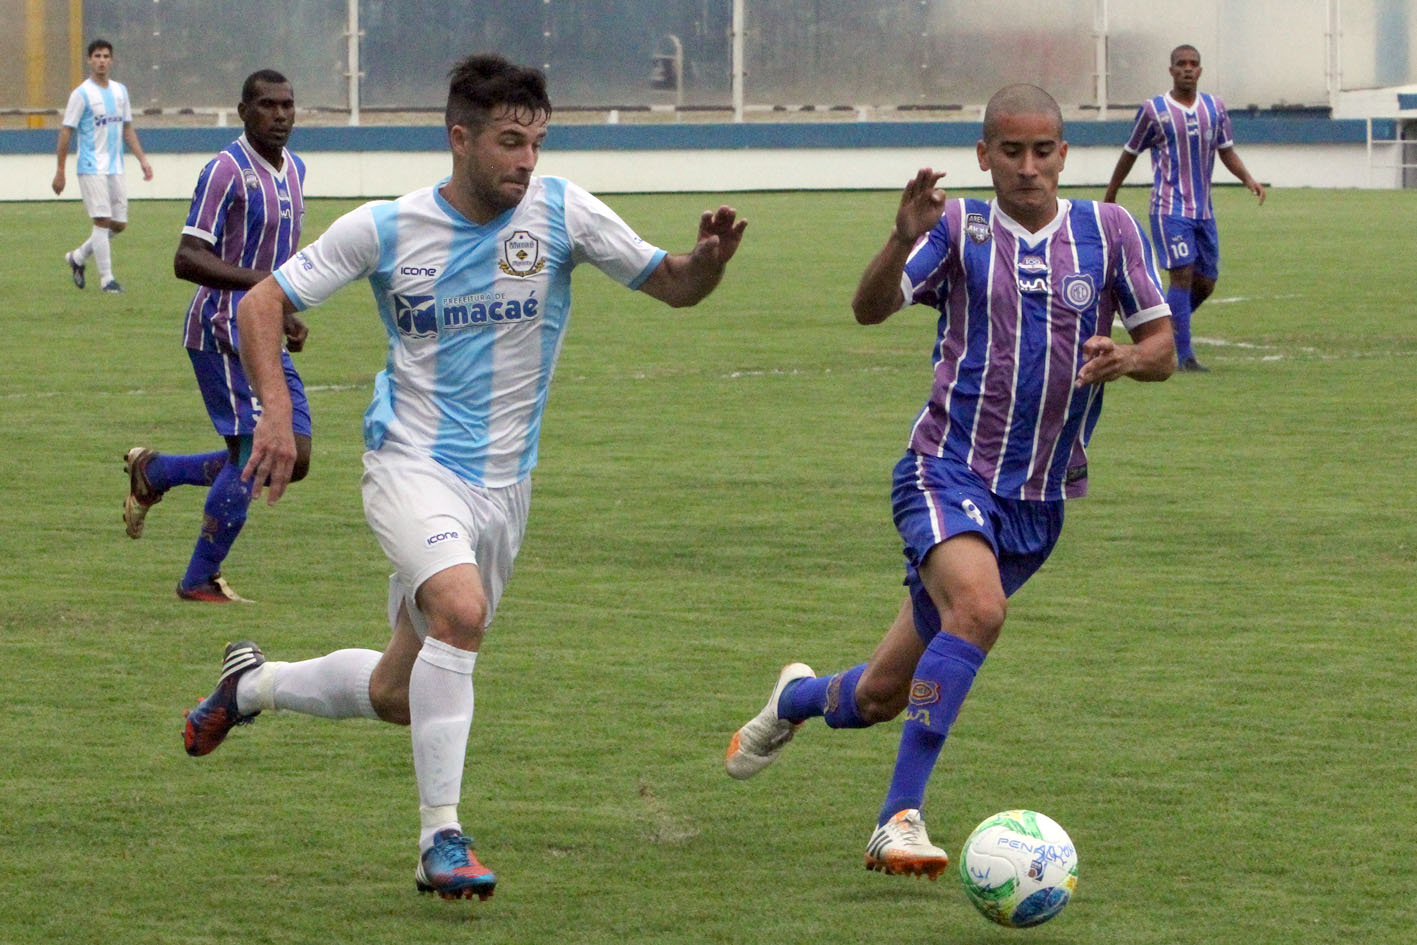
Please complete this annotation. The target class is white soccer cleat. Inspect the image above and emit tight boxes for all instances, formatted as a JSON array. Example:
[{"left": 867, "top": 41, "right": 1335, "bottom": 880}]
[
  {"left": 865, "top": 808, "right": 950, "bottom": 880},
  {"left": 724, "top": 661, "right": 815, "bottom": 780}
]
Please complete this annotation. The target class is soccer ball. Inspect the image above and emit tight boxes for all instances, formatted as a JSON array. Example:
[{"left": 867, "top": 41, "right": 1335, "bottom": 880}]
[{"left": 958, "top": 809, "right": 1078, "bottom": 928}]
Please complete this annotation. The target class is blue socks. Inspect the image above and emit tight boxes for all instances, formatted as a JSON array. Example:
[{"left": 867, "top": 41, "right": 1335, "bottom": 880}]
[
  {"left": 878, "top": 631, "right": 985, "bottom": 826},
  {"left": 145, "top": 450, "right": 228, "bottom": 494},
  {"left": 180, "top": 459, "right": 252, "bottom": 589},
  {"left": 778, "top": 664, "right": 870, "bottom": 728},
  {"left": 1167, "top": 284, "right": 1195, "bottom": 362}
]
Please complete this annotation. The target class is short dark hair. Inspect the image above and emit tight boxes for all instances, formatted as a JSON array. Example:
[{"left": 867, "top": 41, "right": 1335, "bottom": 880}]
[
  {"left": 87, "top": 38, "right": 113, "bottom": 57},
  {"left": 445, "top": 54, "right": 551, "bottom": 132},
  {"left": 981, "top": 84, "right": 1064, "bottom": 144},
  {"left": 1171, "top": 44, "right": 1201, "bottom": 65},
  {"left": 242, "top": 69, "right": 292, "bottom": 104}
]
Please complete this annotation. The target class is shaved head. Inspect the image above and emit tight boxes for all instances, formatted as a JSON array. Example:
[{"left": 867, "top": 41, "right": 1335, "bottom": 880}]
[
  {"left": 1171, "top": 44, "right": 1201, "bottom": 65},
  {"left": 982, "top": 84, "right": 1064, "bottom": 144}
]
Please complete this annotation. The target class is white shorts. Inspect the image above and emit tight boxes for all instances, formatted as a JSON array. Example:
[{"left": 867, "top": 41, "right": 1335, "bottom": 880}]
[
  {"left": 361, "top": 444, "right": 531, "bottom": 637},
  {"left": 78, "top": 173, "right": 128, "bottom": 222}
]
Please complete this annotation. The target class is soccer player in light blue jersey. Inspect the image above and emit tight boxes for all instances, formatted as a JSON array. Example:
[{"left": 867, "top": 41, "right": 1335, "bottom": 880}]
[
  {"left": 122, "top": 71, "right": 310, "bottom": 604},
  {"left": 726, "top": 85, "right": 1174, "bottom": 878},
  {"left": 1103, "top": 44, "right": 1265, "bottom": 372},
  {"left": 182, "top": 53, "right": 747, "bottom": 901},
  {"left": 52, "top": 39, "right": 153, "bottom": 294}
]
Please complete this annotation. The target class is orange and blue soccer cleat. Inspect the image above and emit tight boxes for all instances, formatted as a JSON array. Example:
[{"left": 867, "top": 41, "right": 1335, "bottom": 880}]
[
  {"left": 415, "top": 829, "right": 497, "bottom": 901},
  {"left": 183, "top": 640, "right": 265, "bottom": 757}
]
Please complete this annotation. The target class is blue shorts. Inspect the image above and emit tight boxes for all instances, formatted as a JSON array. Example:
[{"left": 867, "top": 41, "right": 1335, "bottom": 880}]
[
  {"left": 892, "top": 452, "right": 1064, "bottom": 643},
  {"left": 1150, "top": 214, "right": 1220, "bottom": 280},
  {"left": 188, "top": 347, "right": 312, "bottom": 439}
]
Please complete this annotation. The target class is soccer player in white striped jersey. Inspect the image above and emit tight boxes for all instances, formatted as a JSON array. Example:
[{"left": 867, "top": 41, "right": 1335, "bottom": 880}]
[
  {"left": 1103, "top": 44, "right": 1265, "bottom": 372},
  {"left": 52, "top": 38, "right": 153, "bottom": 294},
  {"left": 182, "top": 53, "right": 746, "bottom": 901},
  {"left": 726, "top": 85, "right": 1174, "bottom": 879}
]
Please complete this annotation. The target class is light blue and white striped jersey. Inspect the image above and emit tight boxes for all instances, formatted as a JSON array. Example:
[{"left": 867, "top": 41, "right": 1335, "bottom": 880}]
[
  {"left": 1123, "top": 92, "right": 1235, "bottom": 220},
  {"left": 274, "top": 175, "right": 666, "bottom": 488},
  {"left": 61, "top": 78, "right": 133, "bottom": 176},
  {"left": 900, "top": 198, "right": 1169, "bottom": 501}
]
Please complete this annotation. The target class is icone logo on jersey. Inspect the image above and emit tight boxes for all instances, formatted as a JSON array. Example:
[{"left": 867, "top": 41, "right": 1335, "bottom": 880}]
[
  {"left": 400, "top": 265, "right": 439, "bottom": 276},
  {"left": 394, "top": 294, "right": 438, "bottom": 338},
  {"left": 441, "top": 289, "right": 540, "bottom": 330}
]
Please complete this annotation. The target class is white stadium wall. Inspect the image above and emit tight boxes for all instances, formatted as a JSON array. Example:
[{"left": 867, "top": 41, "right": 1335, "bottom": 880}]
[{"left": 0, "top": 116, "right": 1407, "bottom": 201}]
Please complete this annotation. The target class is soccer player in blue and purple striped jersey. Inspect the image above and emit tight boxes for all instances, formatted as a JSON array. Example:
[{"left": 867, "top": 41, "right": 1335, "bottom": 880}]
[
  {"left": 1103, "top": 44, "right": 1265, "bottom": 372},
  {"left": 121, "top": 70, "right": 311, "bottom": 602},
  {"left": 726, "top": 85, "right": 1175, "bottom": 878}
]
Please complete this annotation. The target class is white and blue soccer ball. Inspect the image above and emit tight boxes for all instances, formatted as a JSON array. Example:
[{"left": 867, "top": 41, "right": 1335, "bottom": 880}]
[{"left": 959, "top": 809, "right": 1078, "bottom": 928}]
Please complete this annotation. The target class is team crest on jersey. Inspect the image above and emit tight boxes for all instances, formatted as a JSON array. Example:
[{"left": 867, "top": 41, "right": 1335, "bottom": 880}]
[
  {"left": 1061, "top": 273, "right": 1096, "bottom": 312},
  {"left": 499, "top": 230, "right": 546, "bottom": 277},
  {"left": 965, "top": 212, "right": 991, "bottom": 244},
  {"left": 242, "top": 168, "right": 261, "bottom": 191},
  {"left": 393, "top": 294, "right": 438, "bottom": 338}
]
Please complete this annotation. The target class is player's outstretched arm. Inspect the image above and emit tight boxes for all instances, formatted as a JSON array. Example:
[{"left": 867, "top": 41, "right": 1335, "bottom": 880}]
[
  {"left": 1102, "top": 151, "right": 1139, "bottom": 204},
  {"left": 852, "top": 168, "right": 945, "bottom": 325},
  {"left": 236, "top": 276, "right": 300, "bottom": 503},
  {"left": 638, "top": 205, "right": 747, "bottom": 308},
  {"left": 1075, "top": 316, "right": 1175, "bottom": 387},
  {"left": 1219, "top": 147, "right": 1265, "bottom": 204}
]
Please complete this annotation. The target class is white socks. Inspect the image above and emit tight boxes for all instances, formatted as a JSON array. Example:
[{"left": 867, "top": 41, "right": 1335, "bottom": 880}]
[
  {"left": 229, "top": 637, "right": 478, "bottom": 854},
  {"left": 409, "top": 636, "right": 478, "bottom": 851},
  {"left": 88, "top": 225, "right": 113, "bottom": 282},
  {"left": 236, "top": 648, "right": 380, "bottom": 719}
]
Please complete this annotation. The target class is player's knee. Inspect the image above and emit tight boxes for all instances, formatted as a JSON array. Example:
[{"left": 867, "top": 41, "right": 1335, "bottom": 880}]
[
  {"left": 108, "top": 221, "right": 126, "bottom": 234},
  {"left": 424, "top": 602, "right": 487, "bottom": 650},
  {"left": 290, "top": 437, "right": 312, "bottom": 482},
  {"left": 1191, "top": 278, "right": 1215, "bottom": 305},
  {"left": 368, "top": 677, "right": 411, "bottom": 726},
  {"left": 950, "top": 592, "right": 1007, "bottom": 652},
  {"left": 855, "top": 677, "right": 908, "bottom": 724}
]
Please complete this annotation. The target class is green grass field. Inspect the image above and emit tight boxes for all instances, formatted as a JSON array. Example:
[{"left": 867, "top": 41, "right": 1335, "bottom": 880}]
[{"left": 1, "top": 182, "right": 1413, "bottom": 945}]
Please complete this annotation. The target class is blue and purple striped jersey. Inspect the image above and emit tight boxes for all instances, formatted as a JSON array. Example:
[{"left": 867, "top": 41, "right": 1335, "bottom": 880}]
[
  {"left": 181, "top": 135, "right": 306, "bottom": 353},
  {"left": 899, "top": 198, "right": 1169, "bottom": 501},
  {"left": 1123, "top": 92, "right": 1234, "bottom": 219}
]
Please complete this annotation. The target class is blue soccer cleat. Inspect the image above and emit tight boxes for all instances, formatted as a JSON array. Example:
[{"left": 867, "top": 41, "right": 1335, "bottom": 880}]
[
  {"left": 183, "top": 640, "right": 265, "bottom": 756},
  {"left": 66, "top": 251, "right": 86, "bottom": 289},
  {"left": 415, "top": 829, "right": 497, "bottom": 901}
]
